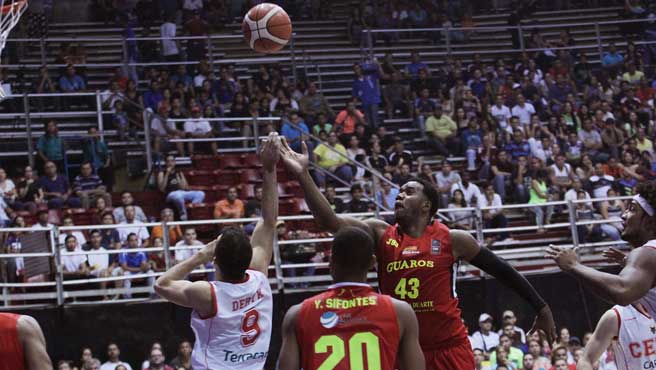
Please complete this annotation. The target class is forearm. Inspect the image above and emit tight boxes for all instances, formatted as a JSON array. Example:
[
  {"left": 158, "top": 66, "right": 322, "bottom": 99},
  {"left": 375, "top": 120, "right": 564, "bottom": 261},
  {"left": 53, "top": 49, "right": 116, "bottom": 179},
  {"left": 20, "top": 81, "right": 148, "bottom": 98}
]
[
  {"left": 261, "top": 168, "right": 278, "bottom": 228},
  {"left": 298, "top": 170, "right": 342, "bottom": 232}
]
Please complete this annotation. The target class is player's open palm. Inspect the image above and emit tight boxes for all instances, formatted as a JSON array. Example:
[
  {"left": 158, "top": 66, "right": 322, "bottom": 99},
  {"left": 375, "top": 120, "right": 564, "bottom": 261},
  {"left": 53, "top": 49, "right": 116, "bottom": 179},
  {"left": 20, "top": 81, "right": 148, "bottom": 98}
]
[
  {"left": 603, "top": 247, "right": 627, "bottom": 267},
  {"left": 260, "top": 132, "right": 280, "bottom": 172},
  {"left": 529, "top": 305, "right": 557, "bottom": 344},
  {"left": 279, "top": 137, "right": 309, "bottom": 176}
]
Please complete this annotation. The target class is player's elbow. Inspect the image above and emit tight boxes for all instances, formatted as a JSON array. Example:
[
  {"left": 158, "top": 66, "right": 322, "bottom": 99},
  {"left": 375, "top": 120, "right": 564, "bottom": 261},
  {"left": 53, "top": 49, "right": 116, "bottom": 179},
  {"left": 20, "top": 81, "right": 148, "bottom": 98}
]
[{"left": 154, "top": 277, "right": 169, "bottom": 295}]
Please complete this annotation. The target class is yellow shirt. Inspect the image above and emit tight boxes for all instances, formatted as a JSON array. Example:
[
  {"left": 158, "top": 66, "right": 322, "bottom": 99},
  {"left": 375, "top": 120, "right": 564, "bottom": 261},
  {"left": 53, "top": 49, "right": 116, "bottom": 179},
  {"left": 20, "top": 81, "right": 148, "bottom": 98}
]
[
  {"left": 425, "top": 114, "right": 457, "bottom": 139},
  {"left": 637, "top": 138, "right": 653, "bottom": 153},
  {"left": 622, "top": 70, "right": 644, "bottom": 84},
  {"left": 314, "top": 143, "right": 349, "bottom": 168}
]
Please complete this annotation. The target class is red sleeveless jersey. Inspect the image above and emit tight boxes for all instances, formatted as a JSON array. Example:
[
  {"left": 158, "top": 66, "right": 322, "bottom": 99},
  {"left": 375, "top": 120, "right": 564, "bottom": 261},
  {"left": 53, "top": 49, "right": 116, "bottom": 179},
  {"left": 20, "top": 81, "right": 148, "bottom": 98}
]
[
  {"left": 0, "top": 313, "right": 24, "bottom": 370},
  {"left": 296, "top": 283, "right": 400, "bottom": 370},
  {"left": 377, "top": 221, "right": 468, "bottom": 350}
]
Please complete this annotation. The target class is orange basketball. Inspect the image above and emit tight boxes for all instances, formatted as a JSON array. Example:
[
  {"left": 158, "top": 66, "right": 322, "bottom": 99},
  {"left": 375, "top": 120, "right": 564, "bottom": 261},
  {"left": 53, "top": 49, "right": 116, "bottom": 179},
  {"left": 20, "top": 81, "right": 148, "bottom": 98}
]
[{"left": 242, "top": 3, "right": 292, "bottom": 54}]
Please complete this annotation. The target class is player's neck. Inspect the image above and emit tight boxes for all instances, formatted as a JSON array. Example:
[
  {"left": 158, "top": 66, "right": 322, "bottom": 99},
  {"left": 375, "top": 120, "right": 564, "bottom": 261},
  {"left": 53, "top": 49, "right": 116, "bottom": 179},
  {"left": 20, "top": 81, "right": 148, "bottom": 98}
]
[
  {"left": 332, "top": 274, "right": 368, "bottom": 285},
  {"left": 398, "top": 219, "right": 430, "bottom": 238}
]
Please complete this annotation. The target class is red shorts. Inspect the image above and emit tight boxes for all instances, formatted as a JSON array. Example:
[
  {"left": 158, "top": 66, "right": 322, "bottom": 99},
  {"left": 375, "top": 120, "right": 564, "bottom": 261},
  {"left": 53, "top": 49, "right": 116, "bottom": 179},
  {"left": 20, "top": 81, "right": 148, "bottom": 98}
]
[{"left": 423, "top": 341, "right": 475, "bottom": 370}]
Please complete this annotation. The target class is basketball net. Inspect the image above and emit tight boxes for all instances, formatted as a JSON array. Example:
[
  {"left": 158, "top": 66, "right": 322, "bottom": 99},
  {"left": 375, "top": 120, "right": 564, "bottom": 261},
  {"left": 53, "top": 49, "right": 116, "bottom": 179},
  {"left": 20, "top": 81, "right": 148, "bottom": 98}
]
[{"left": 0, "top": 0, "right": 27, "bottom": 100}]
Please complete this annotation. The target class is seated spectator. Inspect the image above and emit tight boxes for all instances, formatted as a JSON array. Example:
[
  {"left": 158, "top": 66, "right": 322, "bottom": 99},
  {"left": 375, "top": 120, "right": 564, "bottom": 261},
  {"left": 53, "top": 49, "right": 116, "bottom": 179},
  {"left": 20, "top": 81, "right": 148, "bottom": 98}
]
[
  {"left": 150, "top": 104, "right": 186, "bottom": 157},
  {"left": 183, "top": 106, "right": 217, "bottom": 155},
  {"left": 61, "top": 235, "right": 89, "bottom": 278},
  {"left": 383, "top": 71, "right": 410, "bottom": 119},
  {"left": 470, "top": 313, "right": 500, "bottom": 357},
  {"left": 313, "top": 131, "right": 353, "bottom": 187},
  {"left": 83, "top": 127, "right": 114, "bottom": 192},
  {"left": 425, "top": 106, "right": 459, "bottom": 156},
  {"left": 113, "top": 192, "right": 148, "bottom": 223},
  {"left": 169, "top": 340, "right": 192, "bottom": 370},
  {"left": 151, "top": 208, "right": 183, "bottom": 246},
  {"left": 31, "top": 209, "right": 53, "bottom": 230},
  {"left": 85, "top": 229, "right": 114, "bottom": 294},
  {"left": 58, "top": 215, "right": 87, "bottom": 248},
  {"left": 578, "top": 118, "right": 605, "bottom": 162},
  {"left": 270, "top": 87, "right": 299, "bottom": 116},
  {"left": 529, "top": 170, "right": 554, "bottom": 232},
  {"left": 497, "top": 310, "right": 526, "bottom": 345},
  {"left": 213, "top": 187, "right": 245, "bottom": 220},
  {"left": 36, "top": 120, "right": 65, "bottom": 171},
  {"left": 0, "top": 168, "right": 17, "bottom": 208},
  {"left": 116, "top": 233, "right": 155, "bottom": 299},
  {"left": 118, "top": 205, "right": 150, "bottom": 247},
  {"left": 479, "top": 183, "right": 509, "bottom": 242},
  {"left": 243, "top": 185, "right": 263, "bottom": 234},
  {"left": 312, "top": 114, "right": 334, "bottom": 137},
  {"left": 511, "top": 94, "right": 536, "bottom": 128},
  {"left": 451, "top": 171, "right": 482, "bottom": 206},
  {"left": 597, "top": 188, "right": 624, "bottom": 241},
  {"left": 145, "top": 347, "right": 173, "bottom": 370},
  {"left": 505, "top": 130, "right": 530, "bottom": 162},
  {"left": 405, "top": 51, "right": 429, "bottom": 79},
  {"left": 157, "top": 155, "right": 205, "bottom": 221},
  {"left": 490, "top": 94, "right": 512, "bottom": 131},
  {"left": 548, "top": 154, "right": 575, "bottom": 199},
  {"left": 388, "top": 138, "right": 414, "bottom": 171},
  {"left": 73, "top": 161, "right": 111, "bottom": 210},
  {"left": 38, "top": 161, "right": 82, "bottom": 209},
  {"left": 281, "top": 111, "right": 311, "bottom": 154},
  {"left": 448, "top": 189, "right": 473, "bottom": 230},
  {"left": 334, "top": 100, "right": 366, "bottom": 138},
  {"left": 4, "top": 216, "right": 25, "bottom": 281},
  {"left": 346, "top": 135, "right": 366, "bottom": 180},
  {"left": 0, "top": 193, "right": 12, "bottom": 227},
  {"left": 16, "top": 166, "right": 45, "bottom": 214},
  {"left": 345, "top": 184, "right": 371, "bottom": 213},
  {"left": 414, "top": 88, "right": 436, "bottom": 134},
  {"left": 393, "top": 163, "right": 413, "bottom": 186},
  {"left": 377, "top": 177, "right": 399, "bottom": 210},
  {"left": 299, "top": 81, "right": 335, "bottom": 124},
  {"left": 148, "top": 237, "right": 168, "bottom": 273},
  {"left": 365, "top": 141, "right": 390, "bottom": 174},
  {"left": 325, "top": 185, "right": 345, "bottom": 213},
  {"left": 435, "top": 160, "right": 461, "bottom": 208},
  {"left": 527, "top": 339, "right": 551, "bottom": 370},
  {"left": 59, "top": 64, "right": 86, "bottom": 93},
  {"left": 489, "top": 334, "right": 523, "bottom": 369},
  {"left": 601, "top": 42, "right": 624, "bottom": 70},
  {"left": 550, "top": 346, "right": 576, "bottom": 370},
  {"left": 418, "top": 163, "right": 437, "bottom": 187},
  {"left": 587, "top": 163, "right": 615, "bottom": 198},
  {"left": 100, "top": 212, "right": 122, "bottom": 253},
  {"left": 564, "top": 178, "right": 591, "bottom": 204},
  {"left": 173, "top": 227, "right": 214, "bottom": 280}
]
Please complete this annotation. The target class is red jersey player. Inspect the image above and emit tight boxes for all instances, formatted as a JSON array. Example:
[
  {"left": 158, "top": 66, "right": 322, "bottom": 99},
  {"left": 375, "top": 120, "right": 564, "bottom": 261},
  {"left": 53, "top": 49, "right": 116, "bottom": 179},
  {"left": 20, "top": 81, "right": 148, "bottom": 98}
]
[
  {"left": 278, "top": 226, "right": 424, "bottom": 370},
  {"left": 278, "top": 140, "right": 556, "bottom": 369},
  {"left": 0, "top": 313, "right": 52, "bottom": 370}
]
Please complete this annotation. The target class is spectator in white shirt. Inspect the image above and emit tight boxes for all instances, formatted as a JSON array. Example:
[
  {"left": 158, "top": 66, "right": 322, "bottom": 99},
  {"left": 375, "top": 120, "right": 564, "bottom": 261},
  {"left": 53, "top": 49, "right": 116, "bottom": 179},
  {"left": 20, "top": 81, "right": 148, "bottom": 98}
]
[
  {"left": 61, "top": 235, "right": 89, "bottom": 277},
  {"left": 86, "top": 229, "right": 115, "bottom": 294},
  {"left": 510, "top": 94, "right": 535, "bottom": 127},
  {"left": 183, "top": 106, "right": 217, "bottom": 155},
  {"left": 58, "top": 215, "right": 86, "bottom": 250},
  {"left": 113, "top": 191, "right": 148, "bottom": 224},
  {"left": 159, "top": 17, "right": 180, "bottom": 62},
  {"left": 478, "top": 183, "right": 509, "bottom": 242},
  {"left": 564, "top": 178, "right": 591, "bottom": 205},
  {"left": 450, "top": 171, "right": 482, "bottom": 205},
  {"left": 470, "top": 313, "right": 500, "bottom": 357},
  {"left": 118, "top": 205, "right": 150, "bottom": 246},
  {"left": 173, "top": 227, "right": 214, "bottom": 280},
  {"left": 435, "top": 160, "right": 461, "bottom": 207},
  {"left": 100, "top": 343, "right": 133, "bottom": 370},
  {"left": 490, "top": 95, "right": 511, "bottom": 131},
  {"left": 496, "top": 310, "right": 527, "bottom": 344}
]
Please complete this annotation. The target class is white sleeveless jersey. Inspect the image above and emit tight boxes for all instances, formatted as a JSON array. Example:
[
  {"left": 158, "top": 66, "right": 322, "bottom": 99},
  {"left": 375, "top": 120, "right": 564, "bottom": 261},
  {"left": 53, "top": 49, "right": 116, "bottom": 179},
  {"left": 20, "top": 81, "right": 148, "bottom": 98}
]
[
  {"left": 611, "top": 304, "right": 656, "bottom": 370},
  {"left": 638, "top": 241, "right": 656, "bottom": 320},
  {"left": 190, "top": 269, "right": 273, "bottom": 370}
]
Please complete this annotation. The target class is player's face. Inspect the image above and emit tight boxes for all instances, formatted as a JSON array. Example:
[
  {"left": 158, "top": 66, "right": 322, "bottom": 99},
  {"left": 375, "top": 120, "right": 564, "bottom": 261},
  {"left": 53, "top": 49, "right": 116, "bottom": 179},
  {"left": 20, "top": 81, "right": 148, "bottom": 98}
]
[
  {"left": 622, "top": 200, "right": 651, "bottom": 245},
  {"left": 395, "top": 181, "right": 429, "bottom": 222}
]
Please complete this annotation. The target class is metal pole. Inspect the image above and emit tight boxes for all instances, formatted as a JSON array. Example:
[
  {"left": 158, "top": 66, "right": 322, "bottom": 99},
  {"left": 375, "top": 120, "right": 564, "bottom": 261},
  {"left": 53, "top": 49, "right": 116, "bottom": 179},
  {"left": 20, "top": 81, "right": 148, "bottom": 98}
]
[
  {"left": 39, "top": 38, "right": 46, "bottom": 66},
  {"left": 290, "top": 33, "right": 297, "bottom": 85},
  {"left": 143, "top": 109, "right": 153, "bottom": 173},
  {"left": 445, "top": 26, "right": 451, "bottom": 56},
  {"left": 207, "top": 35, "right": 215, "bottom": 74},
  {"left": 594, "top": 22, "right": 603, "bottom": 64},
  {"left": 24, "top": 93, "right": 34, "bottom": 168},
  {"left": 371, "top": 176, "right": 381, "bottom": 219},
  {"left": 316, "top": 63, "right": 323, "bottom": 91},
  {"left": 475, "top": 204, "right": 484, "bottom": 245},
  {"left": 366, "top": 29, "right": 374, "bottom": 61},
  {"left": 302, "top": 50, "right": 308, "bottom": 81},
  {"left": 51, "top": 227, "right": 64, "bottom": 306},
  {"left": 162, "top": 221, "right": 172, "bottom": 270},
  {"left": 252, "top": 117, "right": 260, "bottom": 152},
  {"left": 518, "top": 24, "right": 525, "bottom": 53},
  {"left": 567, "top": 200, "right": 580, "bottom": 248},
  {"left": 95, "top": 90, "right": 105, "bottom": 142},
  {"left": 121, "top": 36, "right": 129, "bottom": 75},
  {"left": 272, "top": 235, "right": 285, "bottom": 294}
]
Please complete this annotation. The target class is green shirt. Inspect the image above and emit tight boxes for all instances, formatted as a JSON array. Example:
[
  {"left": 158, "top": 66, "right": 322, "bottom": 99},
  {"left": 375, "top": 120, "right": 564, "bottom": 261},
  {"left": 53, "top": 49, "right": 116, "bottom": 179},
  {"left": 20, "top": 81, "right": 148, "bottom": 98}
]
[
  {"left": 36, "top": 135, "right": 64, "bottom": 161},
  {"left": 529, "top": 180, "right": 548, "bottom": 204},
  {"left": 489, "top": 346, "right": 524, "bottom": 369},
  {"left": 425, "top": 115, "right": 457, "bottom": 139},
  {"left": 312, "top": 123, "right": 333, "bottom": 136},
  {"left": 314, "top": 143, "right": 348, "bottom": 169}
]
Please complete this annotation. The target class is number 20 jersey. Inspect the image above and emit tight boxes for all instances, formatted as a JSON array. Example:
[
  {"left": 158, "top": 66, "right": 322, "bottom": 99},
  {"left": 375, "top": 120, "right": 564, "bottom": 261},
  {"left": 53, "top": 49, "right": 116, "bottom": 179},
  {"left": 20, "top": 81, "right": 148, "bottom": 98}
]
[
  {"left": 190, "top": 269, "right": 272, "bottom": 370},
  {"left": 377, "top": 221, "right": 469, "bottom": 350},
  {"left": 296, "top": 283, "right": 401, "bottom": 370}
]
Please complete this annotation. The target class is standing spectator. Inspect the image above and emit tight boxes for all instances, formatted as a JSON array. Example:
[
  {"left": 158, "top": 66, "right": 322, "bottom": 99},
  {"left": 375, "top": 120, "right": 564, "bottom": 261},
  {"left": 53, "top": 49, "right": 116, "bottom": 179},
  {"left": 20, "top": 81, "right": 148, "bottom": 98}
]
[
  {"left": 118, "top": 205, "right": 150, "bottom": 247},
  {"left": 382, "top": 71, "right": 411, "bottom": 119},
  {"left": 435, "top": 160, "right": 461, "bottom": 207},
  {"left": 184, "top": 12, "right": 209, "bottom": 62},
  {"left": 479, "top": 183, "right": 509, "bottom": 242},
  {"left": 38, "top": 161, "right": 81, "bottom": 209},
  {"left": 213, "top": 187, "right": 245, "bottom": 220},
  {"left": 113, "top": 192, "right": 148, "bottom": 223},
  {"left": 116, "top": 233, "right": 155, "bottom": 299},
  {"left": 529, "top": 169, "right": 553, "bottom": 232},
  {"left": 159, "top": 17, "right": 180, "bottom": 63},
  {"left": 62, "top": 237, "right": 89, "bottom": 278},
  {"left": 183, "top": 106, "right": 217, "bottom": 155},
  {"left": 151, "top": 208, "right": 183, "bottom": 246},
  {"left": 169, "top": 340, "right": 192, "bottom": 370},
  {"left": 345, "top": 184, "right": 371, "bottom": 213},
  {"left": 470, "top": 313, "right": 500, "bottom": 356},
  {"left": 36, "top": 120, "right": 65, "bottom": 171},
  {"left": 82, "top": 127, "right": 113, "bottom": 191},
  {"left": 73, "top": 161, "right": 111, "bottom": 210},
  {"left": 299, "top": 81, "right": 335, "bottom": 124},
  {"left": 334, "top": 100, "right": 366, "bottom": 138},
  {"left": 313, "top": 132, "right": 353, "bottom": 186},
  {"left": 351, "top": 61, "right": 381, "bottom": 129},
  {"left": 425, "top": 105, "right": 459, "bottom": 156},
  {"left": 157, "top": 155, "right": 205, "bottom": 220},
  {"left": 511, "top": 95, "right": 535, "bottom": 128}
]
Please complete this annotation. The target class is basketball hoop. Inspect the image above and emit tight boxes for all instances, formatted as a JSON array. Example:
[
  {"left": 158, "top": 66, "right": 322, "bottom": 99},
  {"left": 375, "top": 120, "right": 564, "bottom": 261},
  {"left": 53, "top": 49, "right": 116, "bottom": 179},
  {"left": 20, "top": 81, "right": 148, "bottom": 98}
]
[{"left": 0, "top": 0, "right": 27, "bottom": 100}]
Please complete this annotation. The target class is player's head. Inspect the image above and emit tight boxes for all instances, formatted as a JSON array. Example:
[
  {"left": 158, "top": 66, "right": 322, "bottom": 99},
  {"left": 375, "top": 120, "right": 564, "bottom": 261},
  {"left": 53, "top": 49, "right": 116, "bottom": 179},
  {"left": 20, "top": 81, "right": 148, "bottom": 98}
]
[
  {"left": 395, "top": 178, "right": 440, "bottom": 225},
  {"left": 214, "top": 227, "right": 252, "bottom": 282},
  {"left": 622, "top": 181, "right": 656, "bottom": 247},
  {"left": 329, "top": 226, "right": 375, "bottom": 282}
]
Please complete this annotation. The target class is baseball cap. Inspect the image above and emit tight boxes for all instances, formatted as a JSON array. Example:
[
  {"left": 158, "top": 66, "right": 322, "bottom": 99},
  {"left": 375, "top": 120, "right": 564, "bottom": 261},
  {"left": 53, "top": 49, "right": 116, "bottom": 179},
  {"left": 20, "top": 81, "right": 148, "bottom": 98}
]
[
  {"left": 479, "top": 313, "right": 493, "bottom": 323},
  {"left": 276, "top": 220, "right": 285, "bottom": 227},
  {"left": 502, "top": 310, "right": 515, "bottom": 319},
  {"left": 569, "top": 336, "right": 581, "bottom": 346}
]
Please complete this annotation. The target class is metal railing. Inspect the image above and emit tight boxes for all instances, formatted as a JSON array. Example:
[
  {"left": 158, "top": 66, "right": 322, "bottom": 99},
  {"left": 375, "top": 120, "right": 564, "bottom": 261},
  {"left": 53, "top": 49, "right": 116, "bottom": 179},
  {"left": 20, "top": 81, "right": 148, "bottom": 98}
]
[{"left": 0, "top": 194, "right": 631, "bottom": 309}]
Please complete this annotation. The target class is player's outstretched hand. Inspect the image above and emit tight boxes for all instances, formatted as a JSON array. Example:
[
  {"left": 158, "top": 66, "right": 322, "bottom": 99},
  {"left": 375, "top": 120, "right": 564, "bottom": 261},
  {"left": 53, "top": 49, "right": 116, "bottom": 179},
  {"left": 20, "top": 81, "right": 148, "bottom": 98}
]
[
  {"left": 529, "top": 305, "right": 557, "bottom": 344},
  {"left": 278, "top": 137, "right": 309, "bottom": 177},
  {"left": 260, "top": 132, "right": 280, "bottom": 172},
  {"left": 603, "top": 247, "right": 627, "bottom": 267},
  {"left": 545, "top": 244, "right": 579, "bottom": 272},
  {"left": 198, "top": 235, "right": 221, "bottom": 264}
]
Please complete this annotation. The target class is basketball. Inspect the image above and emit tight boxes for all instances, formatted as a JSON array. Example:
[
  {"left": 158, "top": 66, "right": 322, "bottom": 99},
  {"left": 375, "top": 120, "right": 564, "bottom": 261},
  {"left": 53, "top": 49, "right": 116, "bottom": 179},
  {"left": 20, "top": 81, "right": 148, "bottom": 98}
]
[{"left": 242, "top": 3, "right": 292, "bottom": 54}]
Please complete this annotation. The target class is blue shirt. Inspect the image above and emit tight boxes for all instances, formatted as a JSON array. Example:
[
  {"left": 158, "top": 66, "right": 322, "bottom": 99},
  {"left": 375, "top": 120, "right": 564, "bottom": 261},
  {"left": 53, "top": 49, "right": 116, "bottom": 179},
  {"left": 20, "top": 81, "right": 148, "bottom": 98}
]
[
  {"left": 281, "top": 121, "right": 309, "bottom": 141},
  {"left": 143, "top": 90, "right": 163, "bottom": 111},
  {"left": 119, "top": 251, "right": 147, "bottom": 268},
  {"left": 461, "top": 128, "right": 483, "bottom": 149},
  {"left": 505, "top": 141, "right": 531, "bottom": 160},
  {"left": 38, "top": 175, "right": 70, "bottom": 195},
  {"left": 405, "top": 62, "right": 428, "bottom": 78},
  {"left": 602, "top": 52, "right": 624, "bottom": 67},
  {"left": 59, "top": 75, "right": 86, "bottom": 92},
  {"left": 352, "top": 63, "right": 381, "bottom": 106},
  {"left": 377, "top": 188, "right": 399, "bottom": 208}
]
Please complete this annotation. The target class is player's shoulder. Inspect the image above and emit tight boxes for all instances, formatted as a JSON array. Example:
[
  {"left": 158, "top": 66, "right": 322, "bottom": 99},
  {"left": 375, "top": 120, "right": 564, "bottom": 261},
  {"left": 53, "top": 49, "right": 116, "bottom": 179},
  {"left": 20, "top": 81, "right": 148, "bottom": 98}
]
[
  {"left": 388, "top": 296, "right": 414, "bottom": 317},
  {"left": 282, "top": 303, "right": 302, "bottom": 331},
  {"left": 16, "top": 314, "right": 43, "bottom": 340}
]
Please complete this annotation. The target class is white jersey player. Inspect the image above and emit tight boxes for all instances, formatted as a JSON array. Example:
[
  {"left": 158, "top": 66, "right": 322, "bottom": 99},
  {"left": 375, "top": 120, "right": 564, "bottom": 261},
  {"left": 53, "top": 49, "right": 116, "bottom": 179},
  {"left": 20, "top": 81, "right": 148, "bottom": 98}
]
[
  {"left": 155, "top": 133, "right": 281, "bottom": 370},
  {"left": 577, "top": 302, "right": 656, "bottom": 370}
]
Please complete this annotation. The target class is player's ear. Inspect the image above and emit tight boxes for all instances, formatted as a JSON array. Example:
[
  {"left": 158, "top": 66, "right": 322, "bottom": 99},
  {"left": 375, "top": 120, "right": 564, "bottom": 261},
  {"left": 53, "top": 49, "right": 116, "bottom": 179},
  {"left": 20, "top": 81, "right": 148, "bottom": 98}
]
[{"left": 369, "top": 254, "right": 377, "bottom": 270}]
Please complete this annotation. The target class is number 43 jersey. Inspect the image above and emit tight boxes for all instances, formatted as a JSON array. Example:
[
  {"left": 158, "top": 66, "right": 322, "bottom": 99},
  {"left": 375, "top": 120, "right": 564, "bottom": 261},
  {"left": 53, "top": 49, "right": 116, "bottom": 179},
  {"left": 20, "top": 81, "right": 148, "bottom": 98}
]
[
  {"left": 190, "top": 269, "right": 273, "bottom": 370},
  {"left": 377, "top": 221, "right": 468, "bottom": 350},
  {"left": 296, "top": 283, "right": 401, "bottom": 370}
]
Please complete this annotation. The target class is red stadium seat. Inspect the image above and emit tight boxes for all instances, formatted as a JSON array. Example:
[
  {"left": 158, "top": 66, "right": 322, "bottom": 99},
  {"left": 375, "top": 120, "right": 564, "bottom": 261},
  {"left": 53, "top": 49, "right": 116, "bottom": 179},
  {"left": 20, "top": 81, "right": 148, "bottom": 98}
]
[
  {"left": 67, "top": 208, "right": 93, "bottom": 225},
  {"left": 284, "top": 181, "right": 304, "bottom": 198},
  {"left": 211, "top": 185, "right": 231, "bottom": 200},
  {"left": 218, "top": 154, "right": 244, "bottom": 169},
  {"left": 213, "top": 169, "right": 241, "bottom": 186},
  {"left": 279, "top": 198, "right": 299, "bottom": 216},
  {"left": 192, "top": 155, "right": 220, "bottom": 170},
  {"left": 185, "top": 170, "right": 214, "bottom": 187},
  {"left": 240, "top": 168, "right": 262, "bottom": 184},
  {"left": 188, "top": 203, "right": 213, "bottom": 220},
  {"left": 15, "top": 210, "right": 35, "bottom": 226},
  {"left": 242, "top": 153, "right": 262, "bottom": 168},
  {"left": 239, "top": 183, "right": 255, "bottom": 199},
  {"left": 277, "top": 167, "right": 293, "bottom": 183}
]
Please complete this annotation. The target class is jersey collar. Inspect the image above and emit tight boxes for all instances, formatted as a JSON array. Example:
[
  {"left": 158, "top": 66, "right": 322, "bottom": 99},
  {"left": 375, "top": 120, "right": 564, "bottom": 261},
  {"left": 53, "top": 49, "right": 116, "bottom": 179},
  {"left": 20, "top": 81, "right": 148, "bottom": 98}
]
[{"left": 328, "top": 282, "right": 371, "bottom": 289}]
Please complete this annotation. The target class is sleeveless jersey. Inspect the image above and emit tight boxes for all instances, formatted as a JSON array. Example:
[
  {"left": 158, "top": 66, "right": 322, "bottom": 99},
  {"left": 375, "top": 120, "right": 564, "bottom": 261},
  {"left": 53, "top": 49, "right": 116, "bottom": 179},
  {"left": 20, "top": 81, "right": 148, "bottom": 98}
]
[
  {"left": 612, "top": 304, "right": 656, "bottom": 370},
  {"left": 296, "top": 283, "right": 401, "bottom": 370},
  {"left": 377, "top": 221, "right": 468, "bottom": 350},
  {"left": 190, "top": 270, "right": 273, "bottom": 370},
  {"left": 638, "top": 241, "right": 656, "bottom": 320},
  {"left": 0, "top": 313, "right": 24, "bottom": 370}
]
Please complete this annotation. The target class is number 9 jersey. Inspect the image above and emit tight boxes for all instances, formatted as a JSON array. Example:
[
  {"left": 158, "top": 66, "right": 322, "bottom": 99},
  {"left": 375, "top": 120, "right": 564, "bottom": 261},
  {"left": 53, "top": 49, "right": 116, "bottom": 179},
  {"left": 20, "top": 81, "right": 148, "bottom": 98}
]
[{"left": 295, "top": 282, "right": 401, "bottom": 370}]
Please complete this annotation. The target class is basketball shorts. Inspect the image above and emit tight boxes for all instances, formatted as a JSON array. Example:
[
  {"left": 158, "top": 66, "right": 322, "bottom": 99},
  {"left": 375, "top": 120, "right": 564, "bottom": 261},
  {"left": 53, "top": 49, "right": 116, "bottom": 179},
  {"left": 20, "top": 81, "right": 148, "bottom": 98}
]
[{"left": 423, "top": 340, "right": 475, "bottom": 370}]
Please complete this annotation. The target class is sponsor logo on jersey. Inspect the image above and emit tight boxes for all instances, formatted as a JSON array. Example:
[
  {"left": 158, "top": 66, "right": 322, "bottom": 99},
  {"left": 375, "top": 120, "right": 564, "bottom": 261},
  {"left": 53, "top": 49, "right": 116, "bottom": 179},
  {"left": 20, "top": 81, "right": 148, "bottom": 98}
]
[
  {"left": 431, "top": 239, "right": 441, "bottom": 255},
  {"left": 320, "top": 311, "right": 339, "bottom": 329},
  {"left": 386, "top": 259, "right": 434, "bottom": 272},
  {"left": 222, "top": 349, "right": 268, "bottom": 363},
  {"left": 629, "top": 338, "right": 656, "bottom": 358},
  {"left": 386, "top": 238, "right": 399, "bottom": 248},
  {"left": 401, "top": 246, "right": 421, "bottom": 256}
]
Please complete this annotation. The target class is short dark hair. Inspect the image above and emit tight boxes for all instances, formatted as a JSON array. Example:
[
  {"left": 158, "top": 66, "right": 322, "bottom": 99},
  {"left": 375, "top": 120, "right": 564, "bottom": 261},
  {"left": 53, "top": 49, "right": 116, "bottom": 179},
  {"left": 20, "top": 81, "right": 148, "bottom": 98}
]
[
  {"left": 214, "top": 227, "right": 252, "bottom": 281},
  {"left": 127, "top": 233, "right": 138, "bottom": 241},
  {"left": 350, "top": 184, "right": 363, "bottom": 193},
  {"left": 331, "top": 227, "right": 374, "bottom": 273},
  {"left": 65, "top": 235, "right": 77, "bottom": 243},
  {"left": 413, "top": 177, "right": 440, "bottom": 219}
]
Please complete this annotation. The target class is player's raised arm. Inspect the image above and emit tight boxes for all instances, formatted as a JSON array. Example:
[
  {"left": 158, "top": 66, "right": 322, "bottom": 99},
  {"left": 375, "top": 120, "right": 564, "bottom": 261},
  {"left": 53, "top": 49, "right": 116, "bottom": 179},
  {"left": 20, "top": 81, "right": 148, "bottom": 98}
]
[
  {"left": 451, "top": 229, "right": 557, "bottom": 343},
  {"left": 154, "top": 238, "right": 218, "bottom": 317},
  {"left": 277, "top": 304, "right": 302, "bottom": 370},
  {"left": 17, "top": 315, "right": 53, "bottom": 370},
  {"left": 278, "top": 138, "right": 388, "bottom": 240},
  {"left": 249, "top": 132, "right": 280, "bottom": 275},
  {"left": 393, "top": 299, "right": 426, "bottom": 370},
  {"left": 576, "top": 309, "right": 618, "bottom": 370}
]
